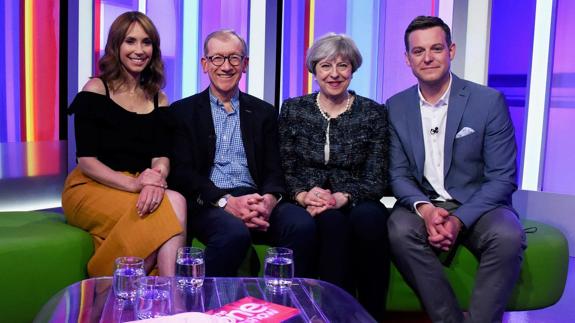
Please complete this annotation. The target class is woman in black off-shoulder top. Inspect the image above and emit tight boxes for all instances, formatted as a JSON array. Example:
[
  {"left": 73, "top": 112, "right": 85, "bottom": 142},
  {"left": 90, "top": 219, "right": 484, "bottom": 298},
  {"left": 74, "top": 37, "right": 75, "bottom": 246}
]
[
  {"left": 278, "top": 33, "right": 390, "bottom": 321},
  {"left": 62, "top": 11, "right": 186, "bottom": 277}
]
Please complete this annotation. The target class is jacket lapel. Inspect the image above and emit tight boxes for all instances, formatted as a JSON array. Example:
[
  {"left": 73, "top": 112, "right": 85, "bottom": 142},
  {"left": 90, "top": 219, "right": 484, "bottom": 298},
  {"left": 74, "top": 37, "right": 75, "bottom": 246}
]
[
  {"left": 198, "top": 88, "right": 217, "bottom": 160},
  {"left": 406, "top": 86, "right": 425, "bottom": 181},
  {"left": 239, "top": 92, "right": 256, "bottom": 176},
  {"left": 444, "top": 75, "right": 469, "bottom": 174}
]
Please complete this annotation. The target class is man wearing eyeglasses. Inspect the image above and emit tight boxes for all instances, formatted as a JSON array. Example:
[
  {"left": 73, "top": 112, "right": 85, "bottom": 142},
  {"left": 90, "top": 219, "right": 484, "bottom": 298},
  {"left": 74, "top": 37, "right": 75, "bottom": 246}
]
[{"left": 169, "top": 30, "right": 316, "bottom": 277}]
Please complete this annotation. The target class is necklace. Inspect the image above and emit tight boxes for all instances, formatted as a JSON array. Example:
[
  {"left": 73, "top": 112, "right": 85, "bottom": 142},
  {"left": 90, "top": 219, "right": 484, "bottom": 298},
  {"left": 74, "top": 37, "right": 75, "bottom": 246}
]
[
  {"left": 316, "top": 92, "right": 351, "bottom": 119},
  {"left": 316, "top": 92, "right": 352, "bottom": 165}
]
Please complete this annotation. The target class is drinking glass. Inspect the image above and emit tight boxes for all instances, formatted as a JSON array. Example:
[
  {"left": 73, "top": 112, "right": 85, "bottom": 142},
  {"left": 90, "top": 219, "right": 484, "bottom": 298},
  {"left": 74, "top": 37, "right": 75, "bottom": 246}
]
[
  {"left": 113, "top": 256, "right": 145, "bottom": 300},
  {"left": 264, "top": 247, "right": 294, "bottom": 292},
  {"left": 135, "top": 276, "right": 172, "bottom": 319},
  {"left": 175, "top": 247, "right": 205, "bottom": 289}
]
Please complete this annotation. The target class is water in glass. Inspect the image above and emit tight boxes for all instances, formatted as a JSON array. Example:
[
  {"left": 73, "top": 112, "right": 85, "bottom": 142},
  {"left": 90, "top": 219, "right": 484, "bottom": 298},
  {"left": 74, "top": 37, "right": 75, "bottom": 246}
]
[
  {"left": 176, "top": 257, "right": 205, "bottom": 288},
  {"left": 264, "top": 256, "right": 294, "bottom": 291},
  {"left": 136, "top": 276, "right": 171, "bottom": 319},
  {"left": 113, "top": 266, "right": 145, "bottom": 300}
]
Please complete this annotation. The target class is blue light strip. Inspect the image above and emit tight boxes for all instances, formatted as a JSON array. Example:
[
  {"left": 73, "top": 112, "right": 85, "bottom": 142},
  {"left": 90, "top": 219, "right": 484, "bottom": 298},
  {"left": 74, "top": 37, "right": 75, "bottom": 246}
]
[
  {"left": 346, "top": 0, "right": 377, "bottom": 99},
  {"left": 181, "top": 0, "right": 199, "bottom": 97},
  {"left": 522, "top": 0, "right": 557, "bottom": 190}
]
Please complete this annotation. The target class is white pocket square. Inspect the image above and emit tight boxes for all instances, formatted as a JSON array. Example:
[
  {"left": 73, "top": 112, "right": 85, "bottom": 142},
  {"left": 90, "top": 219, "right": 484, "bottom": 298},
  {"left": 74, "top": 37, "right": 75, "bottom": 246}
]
[{"left": 455, "top": 127, "right": 475, "bottom": 139}]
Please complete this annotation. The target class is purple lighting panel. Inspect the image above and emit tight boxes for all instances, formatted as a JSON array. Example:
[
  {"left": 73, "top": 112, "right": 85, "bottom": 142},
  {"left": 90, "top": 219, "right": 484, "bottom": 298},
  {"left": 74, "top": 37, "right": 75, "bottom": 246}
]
[{"left": 542, "top": 0, "right": 575, "bottom": 194}]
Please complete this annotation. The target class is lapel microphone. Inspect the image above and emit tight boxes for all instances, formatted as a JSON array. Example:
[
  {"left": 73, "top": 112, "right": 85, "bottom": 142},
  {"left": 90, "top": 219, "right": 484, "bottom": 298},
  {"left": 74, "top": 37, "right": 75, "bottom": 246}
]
[{"left": 430, "top": 127, "right": 439, "bottom": 134}]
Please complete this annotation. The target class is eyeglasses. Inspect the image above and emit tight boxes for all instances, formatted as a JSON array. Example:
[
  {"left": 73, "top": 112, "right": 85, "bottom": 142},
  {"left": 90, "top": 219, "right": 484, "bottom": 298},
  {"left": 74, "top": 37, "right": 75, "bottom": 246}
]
[{"left": 206, "top": 54, "right": 244, "bottom": 66}]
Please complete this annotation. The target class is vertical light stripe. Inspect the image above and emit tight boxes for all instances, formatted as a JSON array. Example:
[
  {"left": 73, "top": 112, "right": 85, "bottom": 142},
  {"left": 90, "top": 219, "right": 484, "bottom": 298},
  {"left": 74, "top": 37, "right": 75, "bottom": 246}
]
[
  {"left": 138, "top": 0, "right": 147, "bottom": 14},
  {"left": 78, "top": 0, "right": 93, "bottom": 90},
  {"left": 248, "top": 0, "right": 267, "bottom": 99},
  {"left": 4, "top": 0, "right": 17, "bottom": 142},
  {"left": 346, "top": 0, "right": 376, "bottom": 98},
  {"left": 522, "top": 0, "right": 556, "bottom": 191},
  {"left": 279, "top": 0, "right": 286, "bottom": 106},
  {"left": 24, "top": 0, "right": 35, "bottom": 141},
  {"left": 182, "top": 0, "right": 199, "bottom": 97},
  {"left": 26, "top": 142, "right": 38, "bottom": 176},
  {"left": 463, "top": 0, "right": 491, "bottom": 85},
  {"left": 306, "top": 0, "right": 315, "bottom": 94},
  {"left": 438, "top": 0, "right": 454, "bottom": 29},
  {"left": 0, "top": 145, "right": 3, "bottom": 178}
]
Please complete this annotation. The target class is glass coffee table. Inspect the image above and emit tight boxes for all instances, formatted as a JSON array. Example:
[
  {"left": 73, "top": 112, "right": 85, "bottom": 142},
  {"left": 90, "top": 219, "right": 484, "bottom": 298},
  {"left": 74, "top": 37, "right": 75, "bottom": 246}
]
[{"left": 34, "top": 277, "right": 376, "bottom": 322}]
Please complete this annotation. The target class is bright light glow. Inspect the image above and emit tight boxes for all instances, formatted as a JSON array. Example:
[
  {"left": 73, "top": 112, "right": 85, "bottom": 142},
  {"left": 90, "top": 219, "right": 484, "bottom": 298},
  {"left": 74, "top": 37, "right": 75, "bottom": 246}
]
[
  {"left": 78, "top": 0, "right": 92, "bottom": 90},
  {"left": 248, "top": 0, "right": 266, "bottom": 99},
  {"left": 181, "top": 0, "right": 199, "bottom": 97},
  {"left": 522, "top": 0, "right": 555, "bottom": 190},
  {"left": 24, "top": 0, "right": 35, "bottom": 141},
  {"left": 307, "top": 0, "right": 315, "bottom": 94},
  {"left": 464, "top": 0, "right": 491, "bottom": 85},
  {"left": 138, "top": 0, "right": 146, "bottom": 14},
  {"left": 438, "top": 0, "right": 454, "bottom": 30},
  {"left": 0, "top": 199, "right": 62, "bottom": 212}
]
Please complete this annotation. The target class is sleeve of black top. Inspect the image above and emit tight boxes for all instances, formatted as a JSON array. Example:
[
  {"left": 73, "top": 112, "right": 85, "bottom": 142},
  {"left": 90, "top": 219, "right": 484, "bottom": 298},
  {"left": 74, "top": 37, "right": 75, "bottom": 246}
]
[{"left": 69, "top": 93, "right": 101, "bottom": 157}]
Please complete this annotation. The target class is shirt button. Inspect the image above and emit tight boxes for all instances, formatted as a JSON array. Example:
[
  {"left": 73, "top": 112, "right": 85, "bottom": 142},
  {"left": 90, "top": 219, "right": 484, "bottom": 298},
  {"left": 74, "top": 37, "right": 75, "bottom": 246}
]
[{"left": 223, "top": 136, "right": 227, "bottom": 140}]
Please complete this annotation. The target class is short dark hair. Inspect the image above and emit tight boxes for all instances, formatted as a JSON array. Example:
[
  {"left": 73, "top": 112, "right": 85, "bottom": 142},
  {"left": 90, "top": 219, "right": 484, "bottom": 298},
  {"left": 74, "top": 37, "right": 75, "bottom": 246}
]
[{"left": 404, "top": 16, "right": 452, "bottom": 52}]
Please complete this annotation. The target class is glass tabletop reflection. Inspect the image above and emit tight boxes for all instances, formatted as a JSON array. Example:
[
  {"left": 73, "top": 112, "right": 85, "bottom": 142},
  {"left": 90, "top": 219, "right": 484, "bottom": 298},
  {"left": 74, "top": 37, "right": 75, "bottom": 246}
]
[{"left": 34, "top": 277, "right": 376, "bottom": 323}]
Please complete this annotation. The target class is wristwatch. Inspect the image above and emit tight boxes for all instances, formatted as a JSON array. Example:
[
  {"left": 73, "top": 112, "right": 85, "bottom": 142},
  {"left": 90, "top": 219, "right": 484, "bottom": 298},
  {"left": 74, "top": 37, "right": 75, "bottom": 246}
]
[{"left": 216, "top": 194, "right": 231, "bottom": 208}]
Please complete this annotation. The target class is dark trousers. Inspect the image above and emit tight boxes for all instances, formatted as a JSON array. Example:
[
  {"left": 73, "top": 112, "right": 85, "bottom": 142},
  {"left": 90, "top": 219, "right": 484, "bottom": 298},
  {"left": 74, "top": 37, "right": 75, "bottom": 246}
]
[
  {"left": 388, "top": 206, "right": 526, "bottom": 323},
  {"left": 314, "top": 200, "right": 390, "bottom": 321},
  {"left": 190, "top": 201, "right": 316, "bottom": 278}
]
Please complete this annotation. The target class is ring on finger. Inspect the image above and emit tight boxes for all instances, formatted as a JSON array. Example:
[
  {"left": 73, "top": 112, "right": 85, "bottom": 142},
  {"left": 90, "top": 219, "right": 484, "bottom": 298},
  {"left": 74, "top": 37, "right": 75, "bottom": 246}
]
[{"left": 314, "top": 192, "right": 320, "bottom": 197}]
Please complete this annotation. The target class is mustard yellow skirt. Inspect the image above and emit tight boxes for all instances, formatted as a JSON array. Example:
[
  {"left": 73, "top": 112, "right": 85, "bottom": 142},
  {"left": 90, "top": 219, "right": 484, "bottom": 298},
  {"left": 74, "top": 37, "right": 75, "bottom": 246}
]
[{"left": 62, "top": 167, "right": 183, "bottom": 277}]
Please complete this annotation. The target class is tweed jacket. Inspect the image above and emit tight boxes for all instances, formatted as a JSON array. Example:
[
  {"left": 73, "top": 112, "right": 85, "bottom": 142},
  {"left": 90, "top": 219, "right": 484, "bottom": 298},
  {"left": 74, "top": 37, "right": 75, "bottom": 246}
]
[{"left": 278, "top": 91, "right": 389, "bottom": 202}]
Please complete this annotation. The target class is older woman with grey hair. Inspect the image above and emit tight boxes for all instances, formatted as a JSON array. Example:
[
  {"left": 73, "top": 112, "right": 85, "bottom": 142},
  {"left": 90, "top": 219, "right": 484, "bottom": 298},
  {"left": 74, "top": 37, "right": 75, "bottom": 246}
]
[{"left": 278, "top": 33, "right": 389, "bottom": 320}]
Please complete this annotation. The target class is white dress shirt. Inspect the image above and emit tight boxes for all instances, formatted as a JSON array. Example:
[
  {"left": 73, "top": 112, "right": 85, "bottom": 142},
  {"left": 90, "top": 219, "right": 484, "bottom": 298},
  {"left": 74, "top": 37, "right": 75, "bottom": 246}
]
[{"left": 414, "top": 75, "right": 454, "bottom": 215}]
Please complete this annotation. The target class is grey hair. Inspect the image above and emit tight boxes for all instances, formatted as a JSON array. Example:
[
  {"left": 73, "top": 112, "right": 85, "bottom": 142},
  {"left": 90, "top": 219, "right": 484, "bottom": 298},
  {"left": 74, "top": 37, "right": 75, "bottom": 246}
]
[
  {"left": 203, "top": 29, "right": 248, "bottom": 56},
  {"left": 305, "top": 33, "right": 362, "bottom": 74}
]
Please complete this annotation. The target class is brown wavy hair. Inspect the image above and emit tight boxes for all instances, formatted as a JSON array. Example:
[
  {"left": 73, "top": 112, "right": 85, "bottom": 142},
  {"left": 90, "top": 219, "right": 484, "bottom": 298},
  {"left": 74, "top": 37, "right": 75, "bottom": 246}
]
[{"left": 97, "top": 11, "right": 165, "bottom": 98}]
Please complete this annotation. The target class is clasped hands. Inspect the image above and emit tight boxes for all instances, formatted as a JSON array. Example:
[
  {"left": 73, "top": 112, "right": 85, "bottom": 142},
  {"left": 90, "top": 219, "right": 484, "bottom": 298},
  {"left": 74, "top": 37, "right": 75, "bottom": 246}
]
[
  {"left": 224, "top": 193, "right": 278, "bottom": 231},
  {"left": 135, "top": 167, "right": 167, "bottom": 216},
  {"left": 417, "top": 203, "right": 463, "bottom": 251},
  {"left": 296, "top": 187, "right": 349, "bottom": 216}
]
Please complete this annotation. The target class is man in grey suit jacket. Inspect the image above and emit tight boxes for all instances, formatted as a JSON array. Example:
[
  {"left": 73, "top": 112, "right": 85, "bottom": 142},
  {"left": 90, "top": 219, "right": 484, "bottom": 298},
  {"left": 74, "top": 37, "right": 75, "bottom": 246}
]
[{"left": 387, "top": 16, "right": 526, "bottom": 323}]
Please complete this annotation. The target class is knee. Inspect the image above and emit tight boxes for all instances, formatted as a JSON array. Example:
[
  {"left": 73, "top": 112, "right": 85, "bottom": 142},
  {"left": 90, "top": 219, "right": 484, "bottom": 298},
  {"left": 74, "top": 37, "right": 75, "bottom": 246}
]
[
  {"left": 221, "top": 222, "right": 252, "bottom": 247},
  {"left": 387, "top": 213, "right": 411, "bottom": 241},
  {"left": 349, "top": 201, "right": 389, "bottom": 234},
  {"left": 280, "top": 204, "right": 316, "bottom": 236},
  {"left": 165, "top": 190, "right": 187, "bottom": 229},
  {"left": 487, "top": 221, "right": 526, "bottom": 258},
  {"left": 387, "top": 211, "right": 425, "bottom": 249}
]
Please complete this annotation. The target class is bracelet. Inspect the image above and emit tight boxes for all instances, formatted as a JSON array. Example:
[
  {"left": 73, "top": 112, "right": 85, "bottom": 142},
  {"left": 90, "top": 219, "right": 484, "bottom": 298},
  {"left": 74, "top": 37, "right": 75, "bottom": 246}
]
[{"left": 342, "top": 192, "right": 353, "bottom": 206}]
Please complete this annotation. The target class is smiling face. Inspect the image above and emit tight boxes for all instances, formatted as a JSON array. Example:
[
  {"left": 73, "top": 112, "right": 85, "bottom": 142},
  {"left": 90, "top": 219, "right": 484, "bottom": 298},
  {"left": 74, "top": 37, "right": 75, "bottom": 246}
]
[
  {"left": 405, "top": 26, "right": 455, "bottom": 89},
  {"left": 201, "top": 35, "right": 248, "bottom": 101},
  {"left": 314, "top": 55, "right": 353, "bottom": 100},
  {"left": 119, "top": 22, "right": 153, "bottom": 78}
]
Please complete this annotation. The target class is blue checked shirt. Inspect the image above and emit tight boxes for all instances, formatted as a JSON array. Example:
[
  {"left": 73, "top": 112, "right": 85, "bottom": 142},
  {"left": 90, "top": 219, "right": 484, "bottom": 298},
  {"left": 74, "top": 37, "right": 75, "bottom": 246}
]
[{"left": 208, "top": 90, "right": 256, "bottom": 189}]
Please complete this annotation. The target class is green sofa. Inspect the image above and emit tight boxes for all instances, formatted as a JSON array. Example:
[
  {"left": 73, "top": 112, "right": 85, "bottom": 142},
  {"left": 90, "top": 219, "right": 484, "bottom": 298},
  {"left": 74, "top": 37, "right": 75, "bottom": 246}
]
[
  {"left": 195, "top": 219, "right": 569, "bottom": 311},
  {"left": 0, "top": 212, "right": 568, "bottom": 322},
  {"left": 0, "top": 211, "right": 93, "bottom": 323}
]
